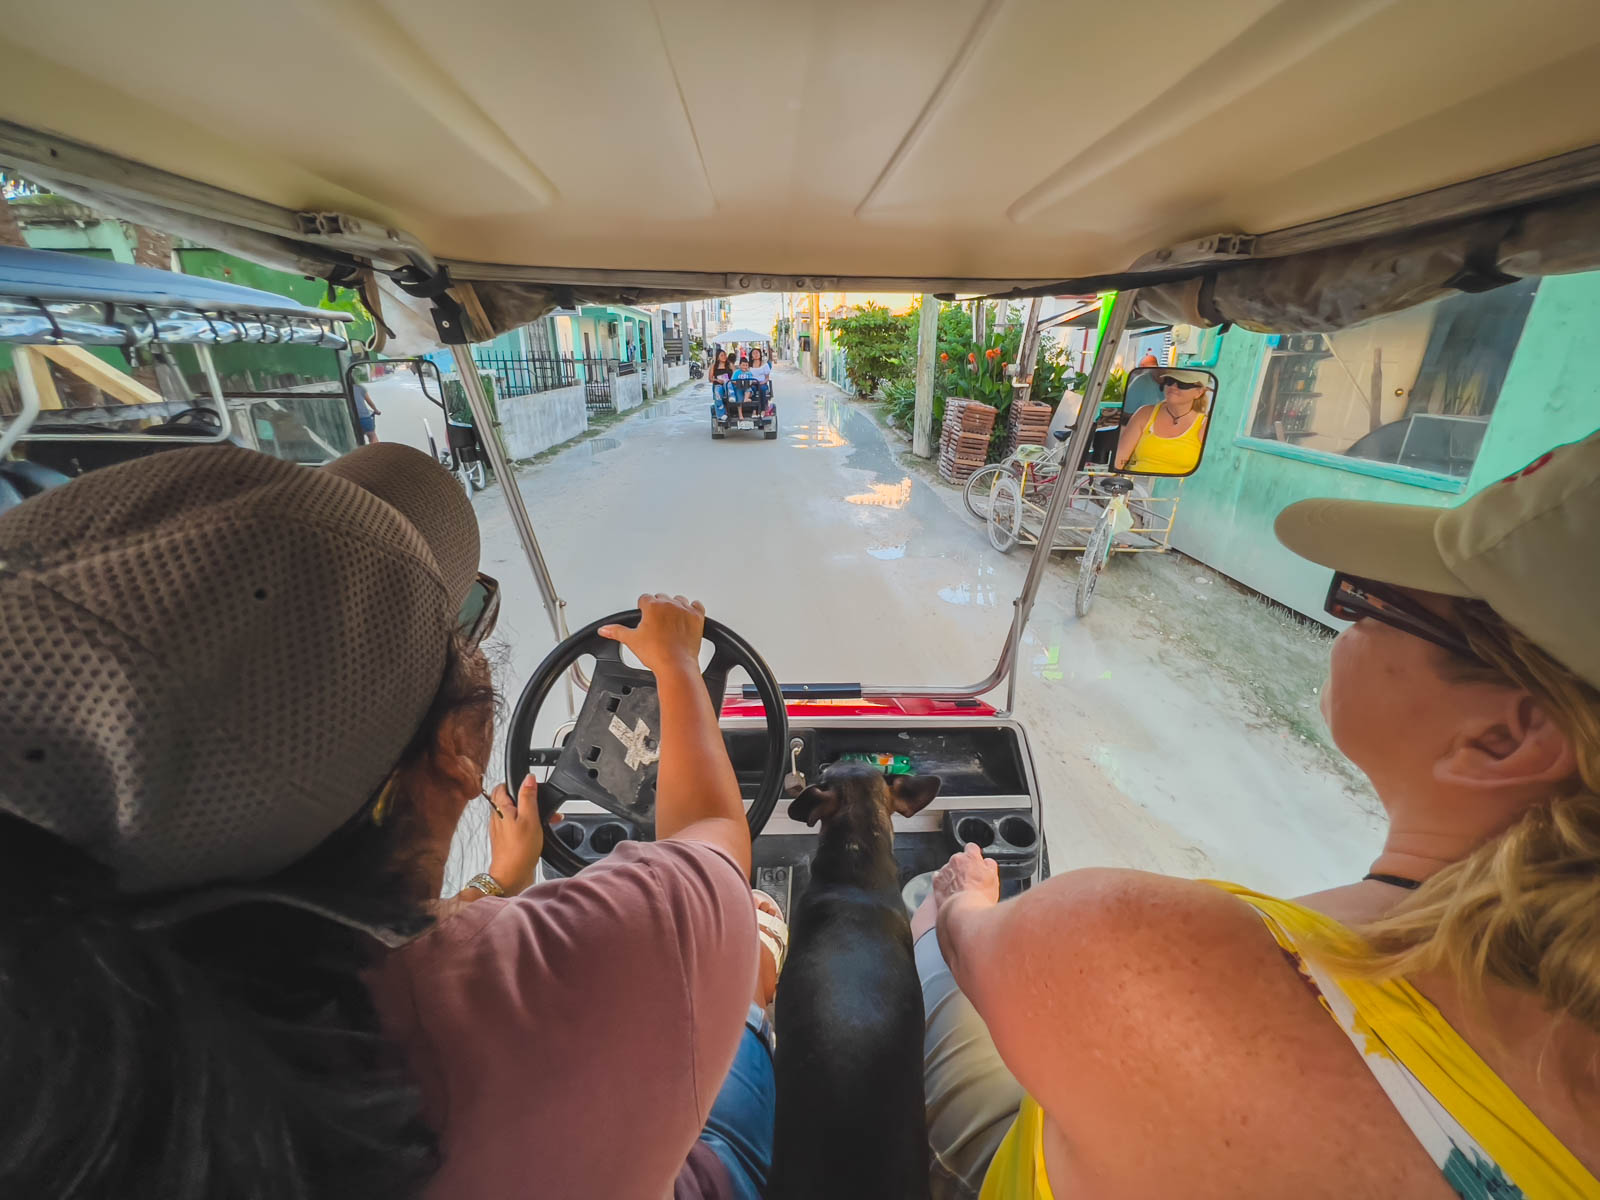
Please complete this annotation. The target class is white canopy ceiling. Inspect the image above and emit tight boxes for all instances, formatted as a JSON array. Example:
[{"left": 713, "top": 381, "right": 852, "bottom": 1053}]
[{"left": 3, "top": 0, "right": 1599, "bottom": 286}]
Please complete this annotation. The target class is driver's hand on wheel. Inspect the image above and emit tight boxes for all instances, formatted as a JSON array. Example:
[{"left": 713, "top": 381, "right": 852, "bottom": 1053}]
[
  {"left": 598, "top": 594, "right": 705, "bottom": 674},
  {"left": 483, "top": 774, "right": 559, "bottom": 895}
]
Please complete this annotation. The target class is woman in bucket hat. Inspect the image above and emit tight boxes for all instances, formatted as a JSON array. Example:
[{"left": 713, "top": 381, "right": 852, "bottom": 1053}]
[
  {"left": 920, "top": 431, "right": 1600, "bottom": 1199},
  {"left": 0, "top": 443, "right": 771, "bottom": 1199}
]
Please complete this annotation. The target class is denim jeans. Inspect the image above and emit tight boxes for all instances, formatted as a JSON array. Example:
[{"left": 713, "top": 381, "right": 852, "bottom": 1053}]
[{"left": 697, "top": 1004, "right": 774, "bottom": 1200}]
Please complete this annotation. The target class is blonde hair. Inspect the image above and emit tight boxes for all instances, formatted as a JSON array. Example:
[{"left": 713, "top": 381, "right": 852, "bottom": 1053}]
[{"left": 1322, "top": 600, "right": 1600, "bottom": 1034}]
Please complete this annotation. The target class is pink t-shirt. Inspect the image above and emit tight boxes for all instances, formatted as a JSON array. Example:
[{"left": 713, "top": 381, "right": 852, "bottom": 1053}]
[{"left": 368, "top": 839, "right": 757, "bottom": 1199}]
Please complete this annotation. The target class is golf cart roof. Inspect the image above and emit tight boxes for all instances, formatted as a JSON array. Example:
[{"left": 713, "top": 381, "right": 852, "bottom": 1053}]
[
  {"left": 0, "top": 245, "right": 351, "bottom": 323},
  {"left": 713, "top": 330, "right": 772, "bottom": 345},
  {"left": 0, "top": 245, "right": 353, "bottom": 349},
  {"left": 4, "top": 1, "right": 1600, "bottom": 336}
]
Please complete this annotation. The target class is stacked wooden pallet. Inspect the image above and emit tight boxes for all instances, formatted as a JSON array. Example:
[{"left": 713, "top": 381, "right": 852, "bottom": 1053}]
[
  {"left": 1005, "top": 400, "right": 1053, "bottom": 457},
  {"left": 938, "top": 399, "right": 997, "bottom": 484}
]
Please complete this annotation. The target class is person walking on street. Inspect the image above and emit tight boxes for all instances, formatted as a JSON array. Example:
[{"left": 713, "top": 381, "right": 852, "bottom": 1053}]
[{"left": 353, "top": 379, "right": 382, "bottom": 444}]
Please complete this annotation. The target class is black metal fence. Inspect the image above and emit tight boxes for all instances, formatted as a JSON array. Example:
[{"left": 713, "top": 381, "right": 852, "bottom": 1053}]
[{"left": 471, "top": 351, "right": 622, "bottom": 411}]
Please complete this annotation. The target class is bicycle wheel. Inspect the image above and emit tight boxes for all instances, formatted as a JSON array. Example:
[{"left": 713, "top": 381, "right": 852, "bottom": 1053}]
[
  {"left": 963, "top": 464, "right": 1007, "bottom": 521},
  {"left": 1075, "top": 504, "right": 1115, "bottom": 617},
  {"left": 988, "top": 475, "right": 1023, "bottom": 553}
]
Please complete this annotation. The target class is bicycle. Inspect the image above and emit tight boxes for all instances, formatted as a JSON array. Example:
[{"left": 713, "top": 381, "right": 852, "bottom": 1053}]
[
  {"left": 424, "top": 418, "right": 489, "bottom": 493},
  {"left": 969, "top": 434, "right": 1184, "bottom": 617}
]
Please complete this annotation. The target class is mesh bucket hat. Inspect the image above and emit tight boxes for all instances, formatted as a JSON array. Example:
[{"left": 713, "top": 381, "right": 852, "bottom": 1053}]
[
  {"left": 1275, "top": 428, "right": 1600, "bottom": 690},
  {"left": 0, "top": 442, "right": 479, "bottom": 943}
]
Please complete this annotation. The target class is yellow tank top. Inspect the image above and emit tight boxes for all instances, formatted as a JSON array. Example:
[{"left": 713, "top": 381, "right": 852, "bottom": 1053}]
[
  {"left": 976, "top": 883, "right": 1599, "bottom": 1200},
  {"left": 978, "top": 1095, "right": 1053, "bottom": 1200},
  {"left": 1124, "top": 405, "right": 1205, "bottom": 474}
]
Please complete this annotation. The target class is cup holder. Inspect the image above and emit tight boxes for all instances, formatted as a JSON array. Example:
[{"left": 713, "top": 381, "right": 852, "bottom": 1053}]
[
  {"left": 955, "top": 816, "right": 996, "bottom": 849},
  {"left": 944, "top": 810, "right": 1040, "bottom": 880},
  {"left": 588, "top": 822, "right": 630, "bottom": 854},
  {"left": 553, "top": 822, "right": 586, "bottom": 851},
  {"left": 998, "top": 815, "right": 1037, "bottom": 849}
]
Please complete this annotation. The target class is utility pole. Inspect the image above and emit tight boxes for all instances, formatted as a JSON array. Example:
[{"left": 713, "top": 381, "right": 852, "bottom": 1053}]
[
  {"left": 809, "top": 292, "right": 821, "bottom": 378},
  {"left": 913, "top": 293, "right": 938, "bottom": 458},
  {"left": 1011, "top": 296, "right": 1045, "bottom": 406},
  {"left": 993, "top": 297, "right": 1010, "bottom": 339}
]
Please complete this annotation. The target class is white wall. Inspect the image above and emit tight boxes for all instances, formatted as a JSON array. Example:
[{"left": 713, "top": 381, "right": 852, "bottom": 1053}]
[
  {"left": 498, "top": 385, "right": 588, "bottom": 459},
  {"left": 613, "top": 370, "right": 645, "bottom": 412}
]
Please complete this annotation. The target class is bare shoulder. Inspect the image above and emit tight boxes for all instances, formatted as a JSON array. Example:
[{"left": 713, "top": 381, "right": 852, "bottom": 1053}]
[
  {"left": 994, "top": 867, "right": 1276, "bottom": 977},
  {"left": 975, "top": 870, "right": 1450, "bottom": 1194},
  {"left": 973, "top": 869, "right": 1335, "bottom": 1101}
]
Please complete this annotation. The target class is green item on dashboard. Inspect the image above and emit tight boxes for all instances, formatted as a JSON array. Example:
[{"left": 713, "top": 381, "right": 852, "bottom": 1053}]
[{"left": 839, "top": 752, "right": 914, "bottom": 776}]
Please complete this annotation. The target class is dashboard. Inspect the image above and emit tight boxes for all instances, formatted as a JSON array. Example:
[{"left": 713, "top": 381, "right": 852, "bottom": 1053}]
[{"left": 547, "top": 716, "right": 1046, "bottom": 919}]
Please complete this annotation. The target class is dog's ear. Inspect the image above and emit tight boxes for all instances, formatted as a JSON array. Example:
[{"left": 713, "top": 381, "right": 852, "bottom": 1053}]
[
  {"left": 889, "top": 774, "right": 942, "bottom": 817},
  {"left": 788, "top": 782, "right": 839, "bottom": 827}
]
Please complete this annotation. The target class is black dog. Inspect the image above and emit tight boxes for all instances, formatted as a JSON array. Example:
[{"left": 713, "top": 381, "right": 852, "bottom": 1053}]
[{"left": 768, "top": 763, "right": 941, "bottom": 1200}]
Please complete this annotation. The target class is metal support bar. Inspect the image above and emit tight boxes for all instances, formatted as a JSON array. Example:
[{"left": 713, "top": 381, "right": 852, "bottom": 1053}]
[
  {"left": 0, "top": 120, "right": 435, "bottom": 276},
  {"left": 1001, "top": 289, "right": 1138, "bottom": 714},
  {"left": 446, "top": 344, "right": 569, "bottom": 649},
  {"left": 0, "top": 347, "right": 46, "bottom": 460},
  {"left": 810, "top": 291, "right": 1139, "bottom": 708}
]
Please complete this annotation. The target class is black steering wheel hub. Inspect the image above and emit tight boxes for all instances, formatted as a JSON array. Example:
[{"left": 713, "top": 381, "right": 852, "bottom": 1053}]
[{"left": 505, "top": 610, "right": 788, "bottom": 875}]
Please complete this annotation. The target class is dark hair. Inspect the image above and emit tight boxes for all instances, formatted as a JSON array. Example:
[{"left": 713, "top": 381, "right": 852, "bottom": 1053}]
[{"left": 0, "top": 641, "right": 494, "bottom": 1200}]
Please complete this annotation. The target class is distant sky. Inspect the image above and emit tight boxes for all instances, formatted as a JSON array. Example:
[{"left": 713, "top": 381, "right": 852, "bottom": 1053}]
[{"left": 729, "top": 291, "right": 782, "bottom": 335}]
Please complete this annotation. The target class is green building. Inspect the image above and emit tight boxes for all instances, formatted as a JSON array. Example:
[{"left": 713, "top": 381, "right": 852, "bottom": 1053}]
[{"left": 1168, "top": 271, "right": 1600, "bottom": 621}]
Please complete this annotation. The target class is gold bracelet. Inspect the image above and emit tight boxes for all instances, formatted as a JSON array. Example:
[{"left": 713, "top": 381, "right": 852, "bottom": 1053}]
[{"left": 465, "top": 872, "right": 505, "bottom": 897}]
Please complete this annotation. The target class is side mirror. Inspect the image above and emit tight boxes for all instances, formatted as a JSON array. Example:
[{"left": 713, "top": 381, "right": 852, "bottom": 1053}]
[{"left": 1111, "top": 365, "right": 1217, "bottom": 477}]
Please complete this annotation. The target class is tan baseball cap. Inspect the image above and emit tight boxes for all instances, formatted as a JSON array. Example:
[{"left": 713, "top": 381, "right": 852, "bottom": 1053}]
[
  {"left": 0, "top": 442, "right": 478, "bottom": 938},
  {"left": 1275, "top": 428, "right": 1600, "bottom": 688}
]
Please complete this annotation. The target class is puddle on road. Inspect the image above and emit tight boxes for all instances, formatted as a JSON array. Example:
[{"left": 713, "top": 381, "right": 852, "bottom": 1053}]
[
  {"left": 845, "top": 477, "right": 912, "bottom": 508},
  {"left": 867, "top": 543, "right": 906, "bottom": 560},
  {"left": 937, "top": 581, "right": 1000, "bottom": 607},
  {"left": 573, "top": 436, "right": 621, "bottom": 459}
]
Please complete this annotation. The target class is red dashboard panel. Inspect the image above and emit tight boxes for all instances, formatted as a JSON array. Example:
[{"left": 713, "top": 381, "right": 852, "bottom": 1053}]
[{"left": 718, "top": 696, "right": 998, "bottom": 720}]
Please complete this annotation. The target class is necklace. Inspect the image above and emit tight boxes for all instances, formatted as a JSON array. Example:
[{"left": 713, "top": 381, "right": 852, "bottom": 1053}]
[{"left": 1364, "top": 872, "right": 1422, "bottom": 890}]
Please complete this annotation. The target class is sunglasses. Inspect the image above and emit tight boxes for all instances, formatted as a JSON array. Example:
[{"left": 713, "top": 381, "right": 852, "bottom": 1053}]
[
  {"left": 1324, "top": 573, "right": 1482, "bottom": 663},
  {"left": 1158, "top": 377, "right": 1205, "bottom": 391},
  {"left": 458, "top": 573, "right": 501, "bottom": 646}
]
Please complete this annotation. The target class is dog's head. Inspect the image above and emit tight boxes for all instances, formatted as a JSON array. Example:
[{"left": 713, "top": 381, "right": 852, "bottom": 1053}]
[{"left": 788, "top": 762, "right": 942, "bottom": 831}]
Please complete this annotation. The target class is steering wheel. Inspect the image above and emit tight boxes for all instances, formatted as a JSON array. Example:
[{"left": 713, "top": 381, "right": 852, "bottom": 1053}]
[{"left": 504, "top": 610, "right": 788, "bottom": 876}]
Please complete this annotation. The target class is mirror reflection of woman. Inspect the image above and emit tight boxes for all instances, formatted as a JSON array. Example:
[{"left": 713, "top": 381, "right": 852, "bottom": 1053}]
[{"left": 1114, "top": 369, "right": 1211, "bottom": 474}]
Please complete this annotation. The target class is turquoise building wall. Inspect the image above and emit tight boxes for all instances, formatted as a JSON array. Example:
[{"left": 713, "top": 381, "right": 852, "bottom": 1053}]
[{"left": 1171, "top": 271, "right": 1600, "bottom": 622}]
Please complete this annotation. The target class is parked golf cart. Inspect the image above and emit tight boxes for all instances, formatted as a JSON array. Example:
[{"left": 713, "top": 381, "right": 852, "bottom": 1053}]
[{"left": 0, "top": 244, "right": 359, "bottom": 505}]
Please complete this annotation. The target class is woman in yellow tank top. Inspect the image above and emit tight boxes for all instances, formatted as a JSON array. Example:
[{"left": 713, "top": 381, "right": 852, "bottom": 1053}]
[
  {"left": 1113, "top": 370, "right": 1210, "bottom": 475},
  {"left": 914, "top": 431, "right": 1600, "bottom": 1200}
]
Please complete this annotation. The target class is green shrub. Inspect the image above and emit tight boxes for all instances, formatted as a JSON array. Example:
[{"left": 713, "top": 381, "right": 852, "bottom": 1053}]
[{"left": 826, "top": 303, "right": 915, "bottom": 396}]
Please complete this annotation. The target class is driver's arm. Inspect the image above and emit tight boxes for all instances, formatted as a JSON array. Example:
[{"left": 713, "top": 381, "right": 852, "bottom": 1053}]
[{"left": 599, "top": 595, "right": 751, "bottom": 877}]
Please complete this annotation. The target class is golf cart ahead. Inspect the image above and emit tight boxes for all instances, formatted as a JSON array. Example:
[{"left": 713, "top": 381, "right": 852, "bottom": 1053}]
[{"left": 709, "top": 329, "right": 778, "bottom": 440}]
